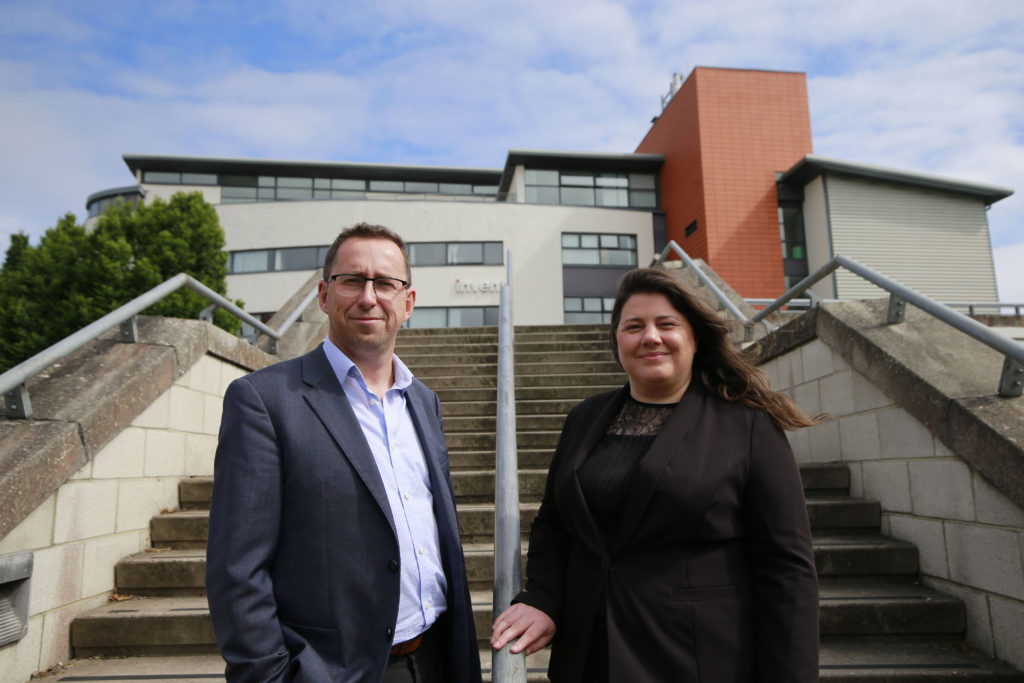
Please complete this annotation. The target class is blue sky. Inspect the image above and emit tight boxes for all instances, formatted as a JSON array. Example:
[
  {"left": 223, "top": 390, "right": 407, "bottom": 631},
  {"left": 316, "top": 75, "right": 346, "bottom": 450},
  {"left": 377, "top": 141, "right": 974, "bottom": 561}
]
[{"left": 1, "top": 0, "right": 1022, "bottom": 300}]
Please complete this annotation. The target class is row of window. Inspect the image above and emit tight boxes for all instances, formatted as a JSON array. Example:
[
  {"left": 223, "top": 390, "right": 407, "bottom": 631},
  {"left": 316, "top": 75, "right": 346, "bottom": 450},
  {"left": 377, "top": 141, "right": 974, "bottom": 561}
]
[
  {"left": 87, "top": 193, "right": 142, "bottom": 217},
  {"left": 406, "top": 306, "right": 499, "bottom": 328},
  {"left": 408, "top": 242, "right": 503, "bottom": 267},
  {"left": 564, "top": 296, "right": 615, "bottom": 324},
  {"left": 142, "top": 171, "right": 498, "bottom": 203},
  {"left": 524, "top": 169, "right": 658, "bottom": 209},
  {"left": 562, "top": 233, "right": 638, "bottom": 267},
  {"left": 228, "top": 235, "right": 638, "bottom": 275},
  {"left": 228, "top": 241, "right": 507, "bottom": 274}
]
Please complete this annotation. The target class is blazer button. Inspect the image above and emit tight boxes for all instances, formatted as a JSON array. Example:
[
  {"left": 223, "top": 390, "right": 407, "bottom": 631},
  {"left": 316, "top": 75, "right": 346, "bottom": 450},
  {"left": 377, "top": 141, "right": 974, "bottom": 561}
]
[
  {"left": 388, "top": 559, "right": 399, "bottom": 572},
  {"left": 386, "top": 626, "right": 394, "bottom": 639}
]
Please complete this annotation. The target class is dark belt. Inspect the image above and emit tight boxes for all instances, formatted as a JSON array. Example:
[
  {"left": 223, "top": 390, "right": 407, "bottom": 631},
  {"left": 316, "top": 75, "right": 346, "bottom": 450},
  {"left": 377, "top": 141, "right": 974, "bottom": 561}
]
[{"left": 389, "top": 632, "right": 424, "bottom": 656}]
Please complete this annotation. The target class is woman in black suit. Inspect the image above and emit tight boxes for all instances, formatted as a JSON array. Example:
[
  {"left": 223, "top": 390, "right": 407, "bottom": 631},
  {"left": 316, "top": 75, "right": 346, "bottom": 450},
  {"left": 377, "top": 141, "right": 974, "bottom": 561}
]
[{"left": 491, "top": 268, "right": 821, "bottom": 682}]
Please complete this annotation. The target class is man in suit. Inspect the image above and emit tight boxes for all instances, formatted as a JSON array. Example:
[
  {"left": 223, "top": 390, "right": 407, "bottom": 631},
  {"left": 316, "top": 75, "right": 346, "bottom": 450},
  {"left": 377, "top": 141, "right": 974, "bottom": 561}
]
[{"left": 206, "top": 223, "right": 481, "bottom": 683}]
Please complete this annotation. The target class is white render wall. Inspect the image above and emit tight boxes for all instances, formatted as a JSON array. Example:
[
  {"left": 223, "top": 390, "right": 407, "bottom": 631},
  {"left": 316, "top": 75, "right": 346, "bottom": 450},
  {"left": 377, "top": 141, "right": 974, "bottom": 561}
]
[
  {"left": 763, "top": 338, "right": 1024, "bottom": 670},
  {"left": 0, "top": 355, "right": 245, "bottom": 682},
  {"left": 217, "top": 198, "right": 656, "bottom": 324}
]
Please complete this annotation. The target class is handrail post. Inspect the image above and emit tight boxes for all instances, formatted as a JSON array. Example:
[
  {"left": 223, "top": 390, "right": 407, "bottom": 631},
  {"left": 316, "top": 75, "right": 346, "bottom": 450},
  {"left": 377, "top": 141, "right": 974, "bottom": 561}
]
[
  {"left": 3, "top": 384, "right": 31, "bottom": 419},
  {"left": 492, "top": 254, "right": 527, "bottom": 683},
  {"left": 999, "top": 357, "right": 1024, "bottom": 398}
]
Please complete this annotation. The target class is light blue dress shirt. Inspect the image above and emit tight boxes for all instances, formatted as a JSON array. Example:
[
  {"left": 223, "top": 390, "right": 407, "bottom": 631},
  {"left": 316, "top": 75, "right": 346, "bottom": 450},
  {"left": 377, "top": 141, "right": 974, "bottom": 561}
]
[{"left": 321, "top": 340, "right": 448, "bottom": 644}]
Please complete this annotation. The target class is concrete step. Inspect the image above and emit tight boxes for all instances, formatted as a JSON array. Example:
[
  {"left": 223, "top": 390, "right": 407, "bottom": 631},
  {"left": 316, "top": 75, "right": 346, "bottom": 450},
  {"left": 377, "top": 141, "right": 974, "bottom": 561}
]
[
  {"left": 808, "top": 497, "right": 881, "bottom": 532},
  {"left": 71, "top": 596, "right": 217, "bottom": 657},
  {"left": 424, "top": 372, "right": 627, "bottom": 390},
  {"left": 463, "top": 533, "right": 917, "bottom": 591},
  {"left": 116, "top": 548, "right": 206, "bottom": 596},
  {"left": 449, "top": 449, "right": 552, "bottom": 471},
  {"left": 113, "top": 530, "right": 916, "bottom": 600},
  {"left": 818, "top": 636, "right": 1024, "bottom": 681},
  {"left": 29, "top": 655, "right": 228, "bottom": 682},
  {"left": 173, "top": 463, "right": 853, "bottom": 509},
  {"left": 51, "top": 637, "right": 1024, "bottom": 683},
  {"left": 151, "top": 510, "right": 208, "bottom": 550},
  {"left": 457, "top": 503, "right": 540, "bottom": 544},
  {"left": 179, "top": 477, "right": 213, "bottom": 511},
  {"left": 817, "top": 578, "right": 965, "bottom": 635},
  {"left": 440, "top": 397, "right": 581, "bottom": 417},
  {"left": 403, "top": 349, "right": 618, "bottom": 367},
  {"left": 413, "top": 360, "right": 623, "bottom": 378},
  {"left": 471, "top": 580, "right": 965, "bottom": 645},
  {"left": 452, "top": 470, "right": 549, "bottom": 503},
  {"left": 814, "top": 535, "right": 919, "bottom": 577},
  {"left": 801, "top": 462, "right": 852, "bottom": 493},
  {"left": 433, "top": 384, "right": 621, "bottom": 403},
  {"left": 446, "top": 430, "right": 561, "bottom": 451},
  {"left": 443, "top": 413, "right": 569, "bottom": 433}
]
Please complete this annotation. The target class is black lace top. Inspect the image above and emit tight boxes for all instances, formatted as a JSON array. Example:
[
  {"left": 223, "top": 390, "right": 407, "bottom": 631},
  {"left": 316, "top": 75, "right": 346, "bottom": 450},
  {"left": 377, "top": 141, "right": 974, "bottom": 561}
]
[{"left": 577, "top": 396, "right": 677, "bottom": 541}]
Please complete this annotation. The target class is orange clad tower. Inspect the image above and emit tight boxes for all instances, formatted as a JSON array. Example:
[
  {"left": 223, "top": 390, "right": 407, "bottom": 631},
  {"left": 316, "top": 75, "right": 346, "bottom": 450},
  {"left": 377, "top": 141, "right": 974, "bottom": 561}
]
[{"left": 637, "top": 67, "right": 813, "bottom": 298}]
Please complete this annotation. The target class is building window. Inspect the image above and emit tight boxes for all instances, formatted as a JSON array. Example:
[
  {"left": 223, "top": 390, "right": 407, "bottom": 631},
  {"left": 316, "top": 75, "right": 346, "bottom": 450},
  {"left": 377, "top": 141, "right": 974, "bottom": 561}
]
[
  {"left": 564, "top": 296, "right": 615, "bottom": 323},
  {"left": 408, "top": 241, "right": 503, "bottom": 266},
  {"left": 561, "top": 233, "right": 637, "bottom": 267},
  {"left": 525, "top": 169, "right": 658, "bottom": 209},
  {"left": 406, "top": 306, "right": 499, "bottom": 328},
  {"left": 779, "top": 202, "right": 809, "bottom": 290},
  {"left": 87, "top": 191, "right": 144, "bottom": 218},
  {"left": 229, "top": 246, "right": 329, "bottom": 274},
  {"left": 142, "top": 171, "right": 495, "bottom": 204}
]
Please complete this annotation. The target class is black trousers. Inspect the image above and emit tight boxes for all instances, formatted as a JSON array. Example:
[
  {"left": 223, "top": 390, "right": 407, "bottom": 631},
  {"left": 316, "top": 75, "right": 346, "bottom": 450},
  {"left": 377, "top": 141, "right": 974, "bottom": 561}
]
[{"left": 382, "top": 618, "right": 449, "bottom": 683}]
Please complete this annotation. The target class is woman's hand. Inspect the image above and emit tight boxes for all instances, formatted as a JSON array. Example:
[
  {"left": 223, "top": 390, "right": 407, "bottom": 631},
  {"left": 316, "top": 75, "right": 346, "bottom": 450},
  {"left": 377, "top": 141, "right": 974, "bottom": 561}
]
[{"left": 490, "top": 603, "right": 556, "bottom": 655}]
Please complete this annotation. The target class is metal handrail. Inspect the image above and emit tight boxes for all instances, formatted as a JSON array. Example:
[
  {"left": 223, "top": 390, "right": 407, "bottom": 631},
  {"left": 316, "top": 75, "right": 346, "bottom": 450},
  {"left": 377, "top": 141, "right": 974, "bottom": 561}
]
[
  {"left": 652, "top": 241, "right": 1023, "bottom": 397},
  {"left": 650, "top": 241, "right": 766, "bottom": 329},
  {"left": 1, "top": 272, "right": 308, "bottom": 419},
  {"left": 492, "top": 254, "right": 526, "bottom": 683}
]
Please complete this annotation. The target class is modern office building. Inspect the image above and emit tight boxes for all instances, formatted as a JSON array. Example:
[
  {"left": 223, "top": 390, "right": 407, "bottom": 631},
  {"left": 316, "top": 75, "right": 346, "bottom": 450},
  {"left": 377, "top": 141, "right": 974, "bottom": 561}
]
[{"left": 84, "top": 67, "right": 1013, "bottom": 327}]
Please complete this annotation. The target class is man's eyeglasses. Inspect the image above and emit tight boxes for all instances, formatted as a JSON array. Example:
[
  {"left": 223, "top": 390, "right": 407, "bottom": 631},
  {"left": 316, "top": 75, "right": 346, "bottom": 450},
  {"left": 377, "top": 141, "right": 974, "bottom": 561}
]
[{"left": 328, "top": 273, "right": 409, "bottom": 298}]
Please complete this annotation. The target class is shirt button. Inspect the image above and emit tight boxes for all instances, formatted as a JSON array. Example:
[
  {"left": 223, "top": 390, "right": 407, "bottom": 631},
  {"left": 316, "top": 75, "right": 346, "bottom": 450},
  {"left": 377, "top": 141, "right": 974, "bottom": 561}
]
[
  {"left": 388, "top": 559, "right": 399, "bottom": 572},
  {"left": 404, "top": 493, "right": 410, "bottom": 501},
  {"left": 418, "top": 546, "right": 425, "bottom": 555}
]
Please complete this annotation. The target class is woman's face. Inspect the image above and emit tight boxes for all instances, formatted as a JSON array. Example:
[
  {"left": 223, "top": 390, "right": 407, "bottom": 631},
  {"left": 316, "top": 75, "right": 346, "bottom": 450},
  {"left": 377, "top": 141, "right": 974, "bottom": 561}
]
[{"left": 615, "top": 292, "right": 697, "bottom": 402}]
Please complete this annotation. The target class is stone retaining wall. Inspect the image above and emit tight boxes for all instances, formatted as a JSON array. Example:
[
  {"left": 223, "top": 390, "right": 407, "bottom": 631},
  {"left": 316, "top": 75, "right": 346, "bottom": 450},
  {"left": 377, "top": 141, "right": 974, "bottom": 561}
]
[{"left": 763, "top": 332, "right": 1024, "bottom": 670}]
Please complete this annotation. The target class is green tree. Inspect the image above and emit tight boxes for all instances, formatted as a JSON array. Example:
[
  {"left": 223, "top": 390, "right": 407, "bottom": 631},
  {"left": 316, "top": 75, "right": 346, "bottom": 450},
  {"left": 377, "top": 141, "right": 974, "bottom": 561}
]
[{"left": 0, "top": 192, "right": 241, "bottom": 373}]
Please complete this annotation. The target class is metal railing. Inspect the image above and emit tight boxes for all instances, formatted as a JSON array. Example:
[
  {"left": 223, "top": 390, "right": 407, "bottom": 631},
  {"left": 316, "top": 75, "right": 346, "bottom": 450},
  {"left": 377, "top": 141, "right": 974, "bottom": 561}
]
[
  {"left": 652, "top": 242, "right": 1024, "bottom": 397},
  {"left": 492, "top": 254, "right": 527, "bottom": 683},
  {"left": 1, "top": 273, "right": 315, "bottom": 419},
  {"left": 651, "top": 241, "right": 762, "bottom": 329}
]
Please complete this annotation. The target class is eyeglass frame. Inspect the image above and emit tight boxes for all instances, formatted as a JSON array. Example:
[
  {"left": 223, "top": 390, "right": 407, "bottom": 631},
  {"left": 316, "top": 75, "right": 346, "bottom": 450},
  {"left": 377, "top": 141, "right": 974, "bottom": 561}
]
[{"left": 326, "top": 272, "right": 410, "bottom": 298}]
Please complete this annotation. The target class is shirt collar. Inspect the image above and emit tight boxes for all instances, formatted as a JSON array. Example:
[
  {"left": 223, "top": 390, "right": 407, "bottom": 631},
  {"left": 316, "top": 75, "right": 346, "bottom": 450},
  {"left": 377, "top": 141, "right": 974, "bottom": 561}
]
[{"left": 321, "top": 338, "right": 413, "bottom": 394}]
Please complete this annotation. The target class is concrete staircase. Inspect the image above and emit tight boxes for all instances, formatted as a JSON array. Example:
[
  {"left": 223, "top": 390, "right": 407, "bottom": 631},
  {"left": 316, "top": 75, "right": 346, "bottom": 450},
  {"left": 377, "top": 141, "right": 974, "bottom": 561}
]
[{"left": 66, "top": 323, "right": 1024, "bottom": 681}]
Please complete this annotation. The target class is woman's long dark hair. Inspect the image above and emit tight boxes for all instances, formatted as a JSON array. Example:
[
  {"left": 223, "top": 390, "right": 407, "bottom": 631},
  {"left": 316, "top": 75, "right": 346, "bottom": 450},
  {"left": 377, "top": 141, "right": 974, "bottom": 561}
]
[{"left": 609, "top": 268, "right": 823, "bottom": 430}]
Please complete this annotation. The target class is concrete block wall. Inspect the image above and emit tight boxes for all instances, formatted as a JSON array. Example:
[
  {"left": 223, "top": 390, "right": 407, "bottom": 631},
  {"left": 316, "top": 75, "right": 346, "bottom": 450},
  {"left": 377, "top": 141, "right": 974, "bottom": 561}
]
[
  {"left": 0, "top": 354, "right": 247, "bottom": 681},
  {"left": 762, "top": 338, "right": 1024, "bottom": 670}
]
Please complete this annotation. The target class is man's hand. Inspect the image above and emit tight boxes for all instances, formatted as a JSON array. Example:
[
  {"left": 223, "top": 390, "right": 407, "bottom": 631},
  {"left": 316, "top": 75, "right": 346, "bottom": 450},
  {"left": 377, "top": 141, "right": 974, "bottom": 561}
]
[{"left": 490, "top": 603, "right": 556, "bottom": 655}]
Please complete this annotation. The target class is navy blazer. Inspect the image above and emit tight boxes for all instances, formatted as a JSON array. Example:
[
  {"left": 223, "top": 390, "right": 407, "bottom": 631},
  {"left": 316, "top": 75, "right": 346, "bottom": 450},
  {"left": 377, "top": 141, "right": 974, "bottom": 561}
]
[
  {"left": 517, "top": 382, "right": 819, "bottom": 682},
  {"left": 206, "top": 347, "right": 481, "bottom": 683}
]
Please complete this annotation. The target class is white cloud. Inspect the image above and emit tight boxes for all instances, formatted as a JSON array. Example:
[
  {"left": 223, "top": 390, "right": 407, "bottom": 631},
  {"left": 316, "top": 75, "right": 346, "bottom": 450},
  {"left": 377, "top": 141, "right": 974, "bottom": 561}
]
[{"left": 1, "top": 0, "right": 1022, "bottom": 273}]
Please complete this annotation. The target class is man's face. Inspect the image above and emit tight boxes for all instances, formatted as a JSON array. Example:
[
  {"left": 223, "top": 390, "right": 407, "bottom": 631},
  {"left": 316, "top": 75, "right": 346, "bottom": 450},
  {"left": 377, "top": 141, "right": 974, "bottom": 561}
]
[{"left": 318, "top": 237, "right": 415, "bottom": 363}]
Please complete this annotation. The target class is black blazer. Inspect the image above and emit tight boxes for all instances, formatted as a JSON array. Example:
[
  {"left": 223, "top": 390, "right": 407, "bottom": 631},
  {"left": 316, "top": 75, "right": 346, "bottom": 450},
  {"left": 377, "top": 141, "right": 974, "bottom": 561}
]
[
  {"left": 206, "top": 347, "right": 481, "bottom": 683},
  {"left": 517, "top": 382, "right": 819, "bottom": 682}
]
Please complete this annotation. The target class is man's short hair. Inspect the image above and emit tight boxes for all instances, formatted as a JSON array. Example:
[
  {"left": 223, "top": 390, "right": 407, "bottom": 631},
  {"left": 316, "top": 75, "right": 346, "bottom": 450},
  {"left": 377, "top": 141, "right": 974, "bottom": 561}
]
[{"left": 322, "top": 223, "right": 411, "bottom": 283}]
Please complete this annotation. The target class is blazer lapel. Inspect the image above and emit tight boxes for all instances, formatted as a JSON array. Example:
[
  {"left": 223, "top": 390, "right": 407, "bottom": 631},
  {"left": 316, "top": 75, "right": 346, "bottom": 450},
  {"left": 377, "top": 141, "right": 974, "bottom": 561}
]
[
  {"left": 300, "top": 349, "right": 397, "bottom": 535},
  {"left": 610, "top": 381, "right": 706, "bottom": 552}
]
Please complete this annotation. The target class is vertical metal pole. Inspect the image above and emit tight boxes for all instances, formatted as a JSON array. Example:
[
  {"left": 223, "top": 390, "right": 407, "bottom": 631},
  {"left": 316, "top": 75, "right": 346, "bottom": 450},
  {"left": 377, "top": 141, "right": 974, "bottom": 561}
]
[{"left": 492, "top": 253, "right": 526, "bottom": 682}]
